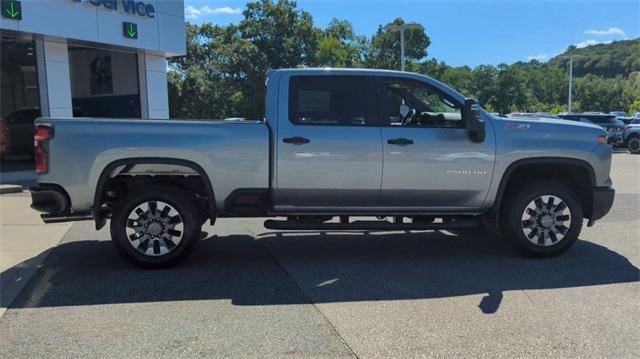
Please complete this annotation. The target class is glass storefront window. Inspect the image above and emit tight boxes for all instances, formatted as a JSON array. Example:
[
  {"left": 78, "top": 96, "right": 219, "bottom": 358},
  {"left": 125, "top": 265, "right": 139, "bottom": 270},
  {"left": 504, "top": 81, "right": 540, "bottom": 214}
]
[
  {"left": 68, "top": 46, "right": 141, "bottom": 118},
  {"left": 0, "top": 35, "right": 40, "bottom": 173}
]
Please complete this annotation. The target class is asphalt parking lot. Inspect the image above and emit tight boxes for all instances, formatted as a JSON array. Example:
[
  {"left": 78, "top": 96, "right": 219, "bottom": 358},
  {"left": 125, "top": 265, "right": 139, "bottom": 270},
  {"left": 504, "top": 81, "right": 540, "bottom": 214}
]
[{"left": 1, "top": 154, "right": 638, "bottom": 358}]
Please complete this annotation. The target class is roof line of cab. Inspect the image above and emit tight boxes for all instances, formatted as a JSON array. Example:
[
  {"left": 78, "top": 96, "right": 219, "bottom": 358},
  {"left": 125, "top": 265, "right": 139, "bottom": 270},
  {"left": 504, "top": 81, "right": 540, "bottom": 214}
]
[{"left": 267, "top": 67, "right": 466, "bottom": 103}]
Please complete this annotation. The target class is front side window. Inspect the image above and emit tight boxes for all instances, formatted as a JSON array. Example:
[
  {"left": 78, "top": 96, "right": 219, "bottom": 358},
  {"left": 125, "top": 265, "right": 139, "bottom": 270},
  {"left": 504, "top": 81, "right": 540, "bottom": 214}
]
[
  {"left": 379, "top": 78, "right": 463, "bottom": 128},
  {"left": 289, "top": 76, "right": 373, "bottom": 126}
]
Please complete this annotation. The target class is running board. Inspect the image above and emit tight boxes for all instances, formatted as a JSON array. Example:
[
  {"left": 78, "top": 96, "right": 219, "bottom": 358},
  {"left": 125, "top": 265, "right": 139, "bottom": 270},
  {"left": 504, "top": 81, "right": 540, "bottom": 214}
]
[
  {"left": 263, "top": 218, "right": 482, "bottom": 231},
  {"left": 41, "top": 213, "right": 94, "bottom": 224}
]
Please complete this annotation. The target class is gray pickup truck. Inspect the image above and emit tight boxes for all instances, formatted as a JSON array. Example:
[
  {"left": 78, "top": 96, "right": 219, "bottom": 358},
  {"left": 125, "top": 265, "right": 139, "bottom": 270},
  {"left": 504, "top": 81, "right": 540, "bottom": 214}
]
[{"left": 30, "top": 69, "right": 615, "bottom": 267}]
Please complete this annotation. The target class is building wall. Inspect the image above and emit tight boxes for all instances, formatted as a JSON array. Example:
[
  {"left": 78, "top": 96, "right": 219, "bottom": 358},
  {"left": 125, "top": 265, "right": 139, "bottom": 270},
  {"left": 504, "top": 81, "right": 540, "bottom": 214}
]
[
  {"left": 0, "top": 0, "right": 186, "bottom": 56},
  {"left": 143, "top": 53, "right": 169, "bottom": 118},
  {"left": 1, "top": 0, "right": 185, "bottom": 120},
  {"left": 38, "top": 38, "right": 74, "bottom": 118}
]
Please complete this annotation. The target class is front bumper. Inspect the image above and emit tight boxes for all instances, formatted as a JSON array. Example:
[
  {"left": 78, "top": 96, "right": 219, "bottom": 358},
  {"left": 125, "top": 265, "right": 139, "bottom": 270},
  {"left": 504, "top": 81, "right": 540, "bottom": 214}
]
[
  {"left": 607, "top": 134, "right": 624, "bottom": 145},
  {"left": 589, "top": 186, "right": 615, "bottom": 222}
]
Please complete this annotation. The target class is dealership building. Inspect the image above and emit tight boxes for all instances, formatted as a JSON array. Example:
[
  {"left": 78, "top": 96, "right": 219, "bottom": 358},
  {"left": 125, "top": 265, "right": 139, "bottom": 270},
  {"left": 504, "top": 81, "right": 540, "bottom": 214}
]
[{"left": 0, "top": 0, "right": 186, "bottom": 175}]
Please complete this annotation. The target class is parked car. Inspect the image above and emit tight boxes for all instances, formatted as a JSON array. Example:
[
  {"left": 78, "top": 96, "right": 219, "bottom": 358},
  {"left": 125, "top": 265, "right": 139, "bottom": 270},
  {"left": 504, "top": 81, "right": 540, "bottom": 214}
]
[
  {"left": 0, "top": 107, "right": 87, "bottom": 159},
  {"left": 623, "top": 124, "right": 640, "bottom": 154},
  {"left": 609, "top": 111, "right": 628, "bottom": 117},
  {"left": 558, "top": 113, "right": 625, "bottom": 146},
  {"left": 1, "top": 108, "right": 41, "bottom": 158},
  {"left": 618, "top": 117, "right": 635, "bottom": 125},
  {"left": 507, "top": 112, "right": 560, "bottom": 120},
  {"left": 30, "top": 69, "right": 615, "bottom": 268}
]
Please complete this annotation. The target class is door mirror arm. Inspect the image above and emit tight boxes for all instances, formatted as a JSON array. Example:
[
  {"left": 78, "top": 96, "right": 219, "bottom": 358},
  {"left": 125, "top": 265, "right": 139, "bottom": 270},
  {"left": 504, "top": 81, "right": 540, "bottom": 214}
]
[{"left": 464, "top": 98, "right": 486, "bottom": 143}]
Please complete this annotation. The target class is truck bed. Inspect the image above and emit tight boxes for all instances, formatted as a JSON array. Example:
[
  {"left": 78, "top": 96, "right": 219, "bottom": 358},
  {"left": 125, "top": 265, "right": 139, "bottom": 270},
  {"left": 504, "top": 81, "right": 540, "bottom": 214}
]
[{"left": 36, "top": 118, "right": 270, "bottom": 213}]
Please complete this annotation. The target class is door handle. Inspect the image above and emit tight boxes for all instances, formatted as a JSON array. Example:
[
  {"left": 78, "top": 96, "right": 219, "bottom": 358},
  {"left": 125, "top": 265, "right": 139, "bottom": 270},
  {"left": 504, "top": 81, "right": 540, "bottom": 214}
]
[
  {"left": 387, "top": 138, "right": 414, "bottom": 146},
  {"left": 283, "top": 136, "right": 310, "bottom": 145}
]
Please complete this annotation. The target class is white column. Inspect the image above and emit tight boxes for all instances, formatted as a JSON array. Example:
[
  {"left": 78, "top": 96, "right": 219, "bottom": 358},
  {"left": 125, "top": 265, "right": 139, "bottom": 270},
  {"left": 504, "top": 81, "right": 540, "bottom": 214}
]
[
  {"left": 141, "top": 53, "right": 170, "bottom": 119},
  {"left": 35, "top": 37, "right": 73, "bottom": 118}
]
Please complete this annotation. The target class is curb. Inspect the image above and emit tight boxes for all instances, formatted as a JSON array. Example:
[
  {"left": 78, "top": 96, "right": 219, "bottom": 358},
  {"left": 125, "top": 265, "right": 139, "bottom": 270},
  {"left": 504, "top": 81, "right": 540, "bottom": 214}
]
[{"left": 0, "top": 185, "right": 24, "bottom": 195}]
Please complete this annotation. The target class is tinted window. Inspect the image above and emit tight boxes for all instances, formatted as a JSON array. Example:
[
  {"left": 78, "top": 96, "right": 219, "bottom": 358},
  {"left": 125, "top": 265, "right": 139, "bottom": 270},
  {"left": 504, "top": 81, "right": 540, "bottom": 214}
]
[
  {"left": 289, "top": 76, "right": 373, "bottom": 126},
  {"left": 378, "top": 78, "right": 463, "bottom": 128}
]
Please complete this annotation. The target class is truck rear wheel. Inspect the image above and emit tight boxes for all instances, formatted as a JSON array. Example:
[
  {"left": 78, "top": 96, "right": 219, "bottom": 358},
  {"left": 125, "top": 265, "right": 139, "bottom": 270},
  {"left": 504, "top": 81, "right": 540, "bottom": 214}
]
[
  {"left": 110, "top": 186, "right": 201, "bottom": 268},
  {"left": 500, "top": 181, "right": 583, "bottom": 257}
]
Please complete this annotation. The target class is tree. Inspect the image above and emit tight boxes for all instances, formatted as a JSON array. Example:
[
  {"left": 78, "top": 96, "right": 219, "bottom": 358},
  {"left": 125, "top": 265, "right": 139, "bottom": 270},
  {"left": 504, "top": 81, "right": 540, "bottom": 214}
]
[
  {"left": 471, "top": 65, "right": 498, "bottom": 108},
  {"left": 240, "top": 0, "right": 320, "bottom": 69},
  {"left": 315, "top": 19, "right": 365, "bottom": 67},
  {"left": 629, "top": 97, "right": 640, "bottom": 114},
  {"left": 365, "top": 18, "right": 430, "bottom": 70},
  {"left": 491, "top": 64, "right": 528, "bottom": 114},
  {"left": 440, "top": 66, "right": 473, "bottom": 97}
]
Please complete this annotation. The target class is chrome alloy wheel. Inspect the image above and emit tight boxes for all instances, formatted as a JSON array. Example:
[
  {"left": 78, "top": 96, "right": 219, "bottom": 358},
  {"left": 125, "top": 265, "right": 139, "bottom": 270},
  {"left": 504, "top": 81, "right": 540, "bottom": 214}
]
[
  {"left": 520, "top": 195, "right": 571, "bottom": 247},
  {"left": 125, "top": 201, "right": 184, "bottom": 256}
]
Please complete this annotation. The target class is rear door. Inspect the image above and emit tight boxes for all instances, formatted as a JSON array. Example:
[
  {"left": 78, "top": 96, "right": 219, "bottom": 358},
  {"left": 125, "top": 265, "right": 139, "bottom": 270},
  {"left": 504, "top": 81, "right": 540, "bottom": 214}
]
[{"left": 274, "top": 74, "right": 383, "bottom": 209}]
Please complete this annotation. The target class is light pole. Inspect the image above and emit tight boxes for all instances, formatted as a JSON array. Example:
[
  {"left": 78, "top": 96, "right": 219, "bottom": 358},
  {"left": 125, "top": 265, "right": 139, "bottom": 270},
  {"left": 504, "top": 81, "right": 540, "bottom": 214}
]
[
  {"left": 559, "top": 55, "right": 585, "bottom": 113},
  {"left": 386, "top": 23, "right": 422, "bottom": 71}
]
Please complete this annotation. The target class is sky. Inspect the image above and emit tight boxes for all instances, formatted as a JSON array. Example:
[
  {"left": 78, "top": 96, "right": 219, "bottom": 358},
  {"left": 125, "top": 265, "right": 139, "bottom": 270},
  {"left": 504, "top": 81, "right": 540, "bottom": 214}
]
[{"left": 182, "top": 0, "right": 640, "bottom": 67}]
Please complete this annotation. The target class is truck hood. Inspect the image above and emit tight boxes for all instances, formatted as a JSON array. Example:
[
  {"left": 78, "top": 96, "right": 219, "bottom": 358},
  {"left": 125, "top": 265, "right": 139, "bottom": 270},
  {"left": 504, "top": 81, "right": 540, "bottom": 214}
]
[
  {"left": 497, "top": 115, "right": 604, "bottom": 132},
  {"left": 500, "top": 117, "right": 602, "bottom": 130},
  {"left": 494, "top": 114, "right": 607, "bottom": 148}
]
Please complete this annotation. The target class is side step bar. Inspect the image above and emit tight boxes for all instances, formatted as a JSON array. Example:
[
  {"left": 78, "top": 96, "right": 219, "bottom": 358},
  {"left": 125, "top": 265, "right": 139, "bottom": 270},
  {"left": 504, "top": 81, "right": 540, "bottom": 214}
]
[
  {"left": 264, "top": 218, "right": 482, "bottom": 231},
  {"left": 41, "top": 213, "right": 94, "bottom": 224}
]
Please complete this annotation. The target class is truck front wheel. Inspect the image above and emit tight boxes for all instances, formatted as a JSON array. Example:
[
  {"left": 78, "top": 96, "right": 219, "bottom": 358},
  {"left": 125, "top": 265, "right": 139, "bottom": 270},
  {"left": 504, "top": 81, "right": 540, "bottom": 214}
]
[
  {"left": 500, "top": 181, "right": 583, "bottom": 256},
  {"left": 110, "top": 186, "right": 202, "bottom": 268}
]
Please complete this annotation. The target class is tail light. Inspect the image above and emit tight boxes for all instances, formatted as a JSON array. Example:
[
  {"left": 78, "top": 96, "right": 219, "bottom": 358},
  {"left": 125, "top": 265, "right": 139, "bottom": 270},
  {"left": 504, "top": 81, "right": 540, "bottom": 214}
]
[
  {"left": 0, "top": 119, "right": 9, "bottom": 155},
  {"left": 34, "top": 125, "right": 54, "bottom": 174}
]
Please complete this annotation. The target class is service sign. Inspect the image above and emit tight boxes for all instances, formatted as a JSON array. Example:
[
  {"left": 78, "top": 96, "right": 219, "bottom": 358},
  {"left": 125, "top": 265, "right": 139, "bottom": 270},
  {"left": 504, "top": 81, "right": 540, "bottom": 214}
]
[{"left": 72, "top": 0, "right": 155, "bottom": 18}]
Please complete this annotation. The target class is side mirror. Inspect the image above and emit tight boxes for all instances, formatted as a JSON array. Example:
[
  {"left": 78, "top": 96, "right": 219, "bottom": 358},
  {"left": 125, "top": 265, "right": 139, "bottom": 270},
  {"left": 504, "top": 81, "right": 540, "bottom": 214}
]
[{"left": 464, "top": 98, "right": 486, "bottom": 143}]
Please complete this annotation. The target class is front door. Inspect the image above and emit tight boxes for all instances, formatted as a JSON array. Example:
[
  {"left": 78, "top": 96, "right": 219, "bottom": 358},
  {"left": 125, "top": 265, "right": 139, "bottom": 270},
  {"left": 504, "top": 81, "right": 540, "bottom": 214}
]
[
  {"left": 274, "top": 75, "right": 383, "bottom": 209},
  {"left": 376, "top": 76, "right": 495, "bottom": 210}
]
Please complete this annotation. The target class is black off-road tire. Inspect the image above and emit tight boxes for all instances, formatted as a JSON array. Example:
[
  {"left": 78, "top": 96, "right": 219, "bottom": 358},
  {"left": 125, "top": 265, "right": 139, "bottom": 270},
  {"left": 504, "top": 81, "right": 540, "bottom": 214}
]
[
  {"left": 500, "top": 180, "right": 583, "bottom": 257},
  {"left": 110, "top": 186, "right": 202, "bottom": 268}
]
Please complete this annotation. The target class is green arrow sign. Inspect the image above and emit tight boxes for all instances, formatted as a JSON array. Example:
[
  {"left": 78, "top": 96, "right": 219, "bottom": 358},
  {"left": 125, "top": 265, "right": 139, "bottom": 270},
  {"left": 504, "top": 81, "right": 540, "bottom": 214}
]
[
  {"left": 123, "top": 22, "right": 138, "bottom": 39},
  {"left": 2, "top": 0, "right": 22, "bottom": 20}
]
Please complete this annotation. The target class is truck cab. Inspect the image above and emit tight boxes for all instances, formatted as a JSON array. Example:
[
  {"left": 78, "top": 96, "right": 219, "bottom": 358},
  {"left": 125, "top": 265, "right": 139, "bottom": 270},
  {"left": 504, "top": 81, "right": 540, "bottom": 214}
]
[{"left": 268, "top": 69, "right": 493, "bottom": 212}]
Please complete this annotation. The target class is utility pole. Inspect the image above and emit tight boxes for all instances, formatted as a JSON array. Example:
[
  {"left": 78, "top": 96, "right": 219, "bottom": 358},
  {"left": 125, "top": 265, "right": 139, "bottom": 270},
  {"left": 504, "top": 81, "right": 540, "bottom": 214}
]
[
  {"left": 568, "top": 56, "right": 574, "bottom": 113},
  {"left": 386, "top": 23, "right": 422, "bottom": 72},
  {"left": 560, "top": 55, "right": 584, "bottom": 113}
]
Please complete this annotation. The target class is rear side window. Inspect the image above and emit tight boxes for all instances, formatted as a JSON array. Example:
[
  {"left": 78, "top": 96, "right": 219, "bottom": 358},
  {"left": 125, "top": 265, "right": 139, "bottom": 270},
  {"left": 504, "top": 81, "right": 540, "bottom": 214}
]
[{"left": 289, "top": 76, "right": 374, "bottom": 126}]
